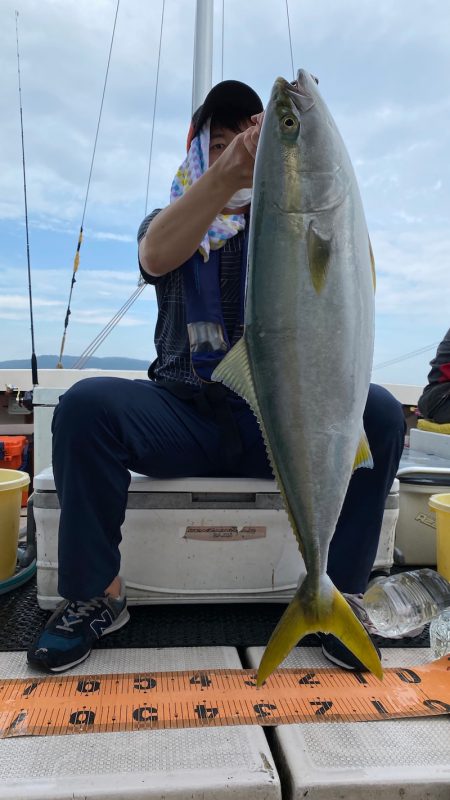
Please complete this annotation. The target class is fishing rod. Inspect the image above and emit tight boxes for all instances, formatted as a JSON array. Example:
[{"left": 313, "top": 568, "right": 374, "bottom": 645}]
[
  {"left": 56, "top": 0, "right": 120, "bottom": 368},
  {"left": 15, "top": 10, "right": 38, "bottom": 387},
  {"left": 144, "top": 0, "right": 165, "bottom": 216}
]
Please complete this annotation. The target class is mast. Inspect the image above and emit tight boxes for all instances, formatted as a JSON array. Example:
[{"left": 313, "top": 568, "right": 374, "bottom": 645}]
[{"left": 192, "top": 0, "right": 214, "bottom": 113}]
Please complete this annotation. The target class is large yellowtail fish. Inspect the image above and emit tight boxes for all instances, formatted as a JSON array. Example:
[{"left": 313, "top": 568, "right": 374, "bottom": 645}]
[{"left": 212, "top": 69, "right": 381, "bottom": 684}]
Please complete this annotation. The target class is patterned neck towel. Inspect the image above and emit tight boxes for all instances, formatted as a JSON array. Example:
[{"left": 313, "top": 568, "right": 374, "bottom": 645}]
[{"left": 170, "top": 119, "right": 246, "bottom": 262}]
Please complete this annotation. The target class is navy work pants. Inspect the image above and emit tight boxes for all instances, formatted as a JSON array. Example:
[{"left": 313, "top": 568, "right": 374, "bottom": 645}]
[{"left": 52, "top": 378, "right": 405, "bottom": 600}]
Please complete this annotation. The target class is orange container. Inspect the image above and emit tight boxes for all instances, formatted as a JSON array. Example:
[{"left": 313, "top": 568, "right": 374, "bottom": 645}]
[{"left": 0, "top": 436, "right": 29, "bottom": 507}]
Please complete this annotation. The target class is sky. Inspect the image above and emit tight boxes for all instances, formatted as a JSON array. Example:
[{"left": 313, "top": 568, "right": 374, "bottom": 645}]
[{"left": 1, "top": 0, "right": 449, "bottom": 386}]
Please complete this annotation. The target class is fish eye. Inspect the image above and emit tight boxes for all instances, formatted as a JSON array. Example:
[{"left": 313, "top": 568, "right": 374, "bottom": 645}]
[{"left": 283, "top": 115, "right": 296, "bottom": 128}]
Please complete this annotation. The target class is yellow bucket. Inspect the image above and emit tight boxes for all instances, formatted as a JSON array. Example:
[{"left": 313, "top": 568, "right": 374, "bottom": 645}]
[
  {"left": 0, "top": 469, "right": 30, "bottom": 581},
  {"left": 429, "top": 493, "right": 450, "bottom": 582}
]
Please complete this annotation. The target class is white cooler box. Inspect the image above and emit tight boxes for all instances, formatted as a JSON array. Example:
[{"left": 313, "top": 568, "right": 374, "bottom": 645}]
[
  {"left": 396, "top": 448, "right": 450, "bottom": 565},
  {"left": 33, "top": 468, "right": 400, "bottom": 610}
]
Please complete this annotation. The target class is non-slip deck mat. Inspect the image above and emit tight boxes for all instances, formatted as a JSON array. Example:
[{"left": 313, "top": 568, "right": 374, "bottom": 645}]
[{"left": 0, "top": 577, "right": 430, "bottom": 652}]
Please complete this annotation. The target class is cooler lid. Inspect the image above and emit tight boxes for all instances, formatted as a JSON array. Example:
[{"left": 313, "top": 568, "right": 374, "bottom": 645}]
[
  {"left": 397, "top": 447, "right": 450, "bottom": 484},
  {"left": 33, "top": 466, "right": 279, "bottom": 494},
  {"left": 33, "top": 470, "right": 403, "bottom": 494},
  {"left": 397, "top": 468, "right": 450, "bottom": 486}
]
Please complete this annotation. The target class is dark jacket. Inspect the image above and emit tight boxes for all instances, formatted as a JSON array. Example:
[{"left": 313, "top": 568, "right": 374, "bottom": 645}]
[{"left": 417, "top": 329, "right": 450, "bottom": 422}]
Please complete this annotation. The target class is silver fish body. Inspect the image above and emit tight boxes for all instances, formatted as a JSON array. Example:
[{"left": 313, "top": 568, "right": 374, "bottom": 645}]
[{"left": 213, "top": 69, "right": 381, "bottom": 682}]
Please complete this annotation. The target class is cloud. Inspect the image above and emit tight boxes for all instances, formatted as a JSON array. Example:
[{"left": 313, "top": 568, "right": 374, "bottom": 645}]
[
  {"left": 393, "top": 210, "right": 424, "bottom": 225},
  {"left": 0, "top": 295, "right": 62, "bottom": 310},
  {"left": 0, "top": 266, "right": 156, "bottom": 329},
  {"left": 88, "top": 231, "right": 135, "bottom": 243}
]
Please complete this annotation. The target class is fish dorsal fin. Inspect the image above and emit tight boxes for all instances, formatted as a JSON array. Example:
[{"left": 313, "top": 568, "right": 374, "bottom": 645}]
[
  {"left": 368, "top": 235, "right": 376, "bottom": 292},
  {"left": 353, "top": 429, "right": 374, "bottom": 472},
  {"left": 307, "top": 221, "right": 331, "bottom": 293},
  {"left": 211, "top": 336, "right": 258, "bottom": 413}
]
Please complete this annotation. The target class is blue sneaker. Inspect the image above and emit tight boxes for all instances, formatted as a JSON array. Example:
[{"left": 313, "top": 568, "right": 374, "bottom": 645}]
[
  {"left": 321, "top": 633, "right": 382, "bottom": 671},
  {"left": 27, "top": 579, "right": 130, "bottom": 672}
]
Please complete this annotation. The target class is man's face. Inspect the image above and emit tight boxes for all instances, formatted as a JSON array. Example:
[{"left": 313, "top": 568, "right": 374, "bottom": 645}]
[{"left": 208, "top": 119, "right": 252, "bottom": 166}]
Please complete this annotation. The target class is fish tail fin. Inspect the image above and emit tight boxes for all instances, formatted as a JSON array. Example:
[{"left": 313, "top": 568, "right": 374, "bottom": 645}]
[{"left": 257, "top": 574, "right": 382, "bottom": 685}]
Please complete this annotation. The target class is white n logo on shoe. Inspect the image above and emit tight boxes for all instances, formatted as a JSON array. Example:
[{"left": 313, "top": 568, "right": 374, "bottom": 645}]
[{"left": 90, "top": 609, "right": 114, "bottom": 638}]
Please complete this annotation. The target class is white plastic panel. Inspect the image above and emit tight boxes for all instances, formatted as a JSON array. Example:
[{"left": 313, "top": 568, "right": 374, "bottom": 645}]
[
  {"left": 396, "top": 482, "right": 443, "bottom": 564},
  {"left": 0, "top": 647, "right": 280, "bottom": 800},
  {"left": 246, "top": 646, "right": 450, "bottom": 799},
  {"left": 399, "top": 447, "right": 450, "bottom": 472},
  {"left": 396, "top": 448, "right": 450, "bottom": 564},
  {"left": 410, "top": 428, "right": 450, "bottom": 460}
]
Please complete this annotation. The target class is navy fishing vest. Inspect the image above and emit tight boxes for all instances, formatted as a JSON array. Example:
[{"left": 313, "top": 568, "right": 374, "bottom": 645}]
[{"left": 182, "top": 231, "right": 249, "bottom": 382}]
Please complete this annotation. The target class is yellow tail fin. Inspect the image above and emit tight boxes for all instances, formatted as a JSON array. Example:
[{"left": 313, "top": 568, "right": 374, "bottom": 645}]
[{"left": 257, "top": 574, "right": 383, "bottom": 685}]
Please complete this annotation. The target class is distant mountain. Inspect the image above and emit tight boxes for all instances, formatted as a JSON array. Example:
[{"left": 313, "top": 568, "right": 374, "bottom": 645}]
[{"left": 0, "top": 355, "right": 150, "bottom": 370}]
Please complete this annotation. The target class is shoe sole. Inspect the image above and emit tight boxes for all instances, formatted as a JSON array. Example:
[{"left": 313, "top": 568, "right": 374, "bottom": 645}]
[
  {"left": 28, "top": 606, "right": 131, "bottom": 673},
  {"left": 321, "top": 639, "right": 382, "bottom": 672},
  {"left": 321, "top": 643, "right": 363, "bottom": 671}
]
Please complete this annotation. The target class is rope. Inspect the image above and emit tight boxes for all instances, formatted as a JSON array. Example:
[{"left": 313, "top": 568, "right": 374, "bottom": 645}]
[
  {"left": 56, "top": 0, "right": 120, "bottom": 368},
  {"left": 373, "top": 342, "right": 440, "bottom": 371},
  {"left": 15, "top": 11, "right": 38, "bottom": 386},
  {"left": 285, "top": 0, "right": 295, "bottom": 81},
  {"left": 72, "top": 280, "right": 147, "bottom": 370},
  {"left": 144, "top": 0, "right": 165, "bottom": 217}
]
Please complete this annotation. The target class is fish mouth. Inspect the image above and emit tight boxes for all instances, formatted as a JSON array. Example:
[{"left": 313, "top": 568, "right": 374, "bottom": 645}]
[{"left": 273, "top": 71, "right": 316, "bottom": 113}]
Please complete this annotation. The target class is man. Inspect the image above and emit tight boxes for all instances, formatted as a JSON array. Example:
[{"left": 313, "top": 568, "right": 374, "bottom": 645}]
[
  {"left": 27, "top": 80, "right": 405, "bottom": 674},
  {"left": 417, "top": 329, "right": 450, "bottom": 424}
]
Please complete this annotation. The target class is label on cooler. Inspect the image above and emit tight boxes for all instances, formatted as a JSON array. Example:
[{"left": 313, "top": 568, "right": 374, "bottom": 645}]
[
  {"left": 184, "top": 525, "right": 267, "bottom": 541},
  {"left": 415, "top": 512, "right": 436, "bottom": 529}
]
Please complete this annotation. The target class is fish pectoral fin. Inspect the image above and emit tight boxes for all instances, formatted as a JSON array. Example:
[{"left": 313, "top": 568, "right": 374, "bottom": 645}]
[
  {"left": 307, "top": 221, "right": 331, "bottom": 293},
  {"left": 257, "top": 575, "right": 382, "bottom": 685},
  {"left": 211, "top": 336, "right": 259, "bottom": 413},
  {"left": 353, "top": 430, "right": 374, "bottom": 471}
]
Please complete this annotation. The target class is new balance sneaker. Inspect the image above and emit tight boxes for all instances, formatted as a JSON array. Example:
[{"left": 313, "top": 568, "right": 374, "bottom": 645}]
[{"left": 27, "top": 578, "right": 130, "bottom": 673}]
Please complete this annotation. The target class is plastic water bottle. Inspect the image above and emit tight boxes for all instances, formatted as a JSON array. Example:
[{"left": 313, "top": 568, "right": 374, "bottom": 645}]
[
  {"left": 363, "top": 568, "right": 450, "bottom": 637},
  {"left": 429, "top": 610, "right": 450, "bottom": 657}
]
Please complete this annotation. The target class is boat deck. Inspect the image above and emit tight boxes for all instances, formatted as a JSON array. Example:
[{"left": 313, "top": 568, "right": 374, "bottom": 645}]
[{"left": 0, "top": 644, "right": 448, "bottom": 799}]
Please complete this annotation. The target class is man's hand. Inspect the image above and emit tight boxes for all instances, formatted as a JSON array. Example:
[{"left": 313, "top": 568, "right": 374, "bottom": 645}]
[
  {"left": 140, "top": 111, "right": 265, "bottom": 276},
  {"left": 213, "top": 112, "right": 265, "bottom": 189},
  {"left": 242, "top": 111, "right": 265, "bottom": 159}
]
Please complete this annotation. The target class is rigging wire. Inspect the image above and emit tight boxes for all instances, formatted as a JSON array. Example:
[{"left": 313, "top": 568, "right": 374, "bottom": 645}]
[
  {"left": 56, "top": 0, "right": 120, "bottom": 368},
  {"left": 72, "top": 279, "right": 147, "bottom": 369},
  {"left": 15, "top": 10, "right": 38, "bottom": 387},
  {"left": 285, "top": 0, "right": 295, "bottom": 81},
  {"left": 144, "top": 0, "right": 165, "bottom": 217},
  {"left": 373, "top": 342, "right": 440, "bottom": 371},
  {"left": 221, "top": 0, "right": 225, "bottom": 81}
]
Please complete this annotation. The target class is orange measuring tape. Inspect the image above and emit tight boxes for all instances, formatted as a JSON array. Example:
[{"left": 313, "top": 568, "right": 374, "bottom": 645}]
[{"left": 1, "top": 657, "right": 449, "bottom": 738}]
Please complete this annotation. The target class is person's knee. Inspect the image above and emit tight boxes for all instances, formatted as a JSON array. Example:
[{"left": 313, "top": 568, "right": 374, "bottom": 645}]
[
  {"left": 365, "top": 384, "right": 406, "bottom": 448},
  {"left": 52, "top": 378, "right": 121, "bottom": 439}
]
